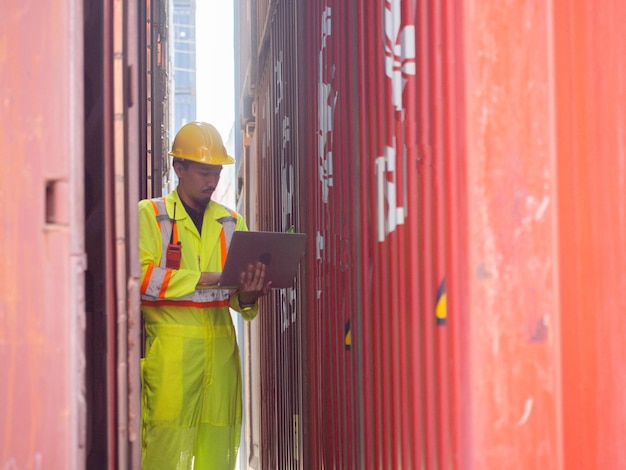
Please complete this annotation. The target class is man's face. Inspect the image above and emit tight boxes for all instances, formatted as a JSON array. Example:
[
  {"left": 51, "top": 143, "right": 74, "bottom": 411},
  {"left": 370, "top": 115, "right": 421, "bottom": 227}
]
[{"left": 175, "top": 161, "right": 222, "bottom": 209}]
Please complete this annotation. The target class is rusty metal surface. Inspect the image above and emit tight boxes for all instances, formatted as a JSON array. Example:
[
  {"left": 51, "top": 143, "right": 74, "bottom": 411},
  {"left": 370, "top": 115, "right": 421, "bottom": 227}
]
[
  {"left": 553, "top": 1, "right": 626, "bottom": 468},
  {"left": 254, "top": 3, "right": 305, "bottom": 467},
  {"left": 0, "top": 0, "right": 86, "bottom": 469},
  {"left": 463, "top": 1, "right": 560, "bottom": 467},
  {"left": 241, "top": 0, "right": 458, "bottom": 468},
  {"left": 124, "top": 0, "right": 146, "bottom": 467},
  {"left": 241, "top": 0, "right": 626, "bottom": 468}
]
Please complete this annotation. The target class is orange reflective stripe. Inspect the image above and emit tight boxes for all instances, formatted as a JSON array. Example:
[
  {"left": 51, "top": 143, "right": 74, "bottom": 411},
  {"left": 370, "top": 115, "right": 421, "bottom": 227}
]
[
  {"left": 141, "top": 264, "right": 154, "bottom": 294},
  {"left": 141, "top": 299, "right": 230, "bottom": 309},
  {"left": 159, "top": 269, "right": 172, "bottom": 298},
  {"left": 220, "top": 230, "right": 227, "bottom": 269}
]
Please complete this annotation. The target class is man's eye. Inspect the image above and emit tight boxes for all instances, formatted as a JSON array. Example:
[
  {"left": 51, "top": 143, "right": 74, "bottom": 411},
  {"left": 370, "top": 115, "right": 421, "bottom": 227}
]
[{"left": 197, "top": 170, "right": 221, "bottom": 177}]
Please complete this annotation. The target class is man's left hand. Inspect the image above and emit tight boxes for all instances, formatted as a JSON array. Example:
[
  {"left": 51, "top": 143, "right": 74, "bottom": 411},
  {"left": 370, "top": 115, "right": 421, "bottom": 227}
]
[{"left": 238, "top": 261, "right": 272, "bottom": 305}]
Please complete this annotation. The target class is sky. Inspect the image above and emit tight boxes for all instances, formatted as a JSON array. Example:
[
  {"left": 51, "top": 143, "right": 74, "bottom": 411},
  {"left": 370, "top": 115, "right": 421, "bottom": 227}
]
[
  {"left": 195, "top": 0, "right": 236, "bottom": 206},
  {"left": 195, "top": 0, "right": 235, "bottom": 141}
]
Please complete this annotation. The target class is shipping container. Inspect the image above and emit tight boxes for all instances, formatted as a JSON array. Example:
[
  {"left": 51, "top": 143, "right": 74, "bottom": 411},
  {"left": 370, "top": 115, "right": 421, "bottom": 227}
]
[
  {"left": 0, "top": 0, "right": 167, "bottom": 468},
  {"left": 2, "top": 0, "right": 626, "bottom": 468},
  {"left": 1, "top": 2, "right": 86, "bottom": 466},
  {"left": 235, "top": 0, "right": 626, "bottom": 469}
]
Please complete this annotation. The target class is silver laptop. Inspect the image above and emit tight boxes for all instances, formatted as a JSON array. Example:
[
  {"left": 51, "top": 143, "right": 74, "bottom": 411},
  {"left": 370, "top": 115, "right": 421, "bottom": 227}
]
[{"left": 217, "top": 231, "right": 307, "bottom": 288}]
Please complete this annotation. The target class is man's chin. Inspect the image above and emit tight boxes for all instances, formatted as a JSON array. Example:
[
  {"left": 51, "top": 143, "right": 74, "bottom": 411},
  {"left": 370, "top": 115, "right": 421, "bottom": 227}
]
[{"left": 195, "top": 195, "right": 212, "bottom": 207}]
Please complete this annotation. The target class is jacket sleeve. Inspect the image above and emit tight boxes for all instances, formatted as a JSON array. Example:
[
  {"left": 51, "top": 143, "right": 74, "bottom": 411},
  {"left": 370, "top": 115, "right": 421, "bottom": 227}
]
[
  {"left": 138, "top": 199, "right": 201, "bottom": 299},
  {"left": 229, "top": 295, "right": 259, "bottom": 321},
  {"left": 228, "top": 211, "right": 259, "bottom": 321}
]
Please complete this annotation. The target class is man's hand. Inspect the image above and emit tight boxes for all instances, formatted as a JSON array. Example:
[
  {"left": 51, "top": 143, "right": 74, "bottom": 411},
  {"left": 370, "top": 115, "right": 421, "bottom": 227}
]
[
  {"left": 197, "top": 272, "right": 221, "bottom": 287},
  {"left": 238, "top": 261, "right": 272, "bottom": 305}
]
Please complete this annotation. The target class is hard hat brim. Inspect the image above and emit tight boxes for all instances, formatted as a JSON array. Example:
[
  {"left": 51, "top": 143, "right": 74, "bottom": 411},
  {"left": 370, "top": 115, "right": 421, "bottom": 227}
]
[{"left": 168, "top": 150, "right": 235, "bottom": 165}]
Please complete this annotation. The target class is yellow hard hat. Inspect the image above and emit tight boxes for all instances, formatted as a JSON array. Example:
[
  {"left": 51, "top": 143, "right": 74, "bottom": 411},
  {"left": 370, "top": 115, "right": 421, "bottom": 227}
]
[{"left": 168, "top": 121, "right": 235, "bottom": 165}]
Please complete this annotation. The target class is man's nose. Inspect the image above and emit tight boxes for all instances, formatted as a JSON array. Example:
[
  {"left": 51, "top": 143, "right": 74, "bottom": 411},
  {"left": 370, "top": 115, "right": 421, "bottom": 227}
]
[{"left": 206, "top": 173, "right": 220, "bottom": 186}]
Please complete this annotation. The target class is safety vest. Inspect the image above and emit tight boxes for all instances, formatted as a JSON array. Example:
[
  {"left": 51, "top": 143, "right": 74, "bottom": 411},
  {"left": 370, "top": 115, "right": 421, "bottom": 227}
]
[{"left": 140, "top": 196, "right": 237, "bottom": 308}]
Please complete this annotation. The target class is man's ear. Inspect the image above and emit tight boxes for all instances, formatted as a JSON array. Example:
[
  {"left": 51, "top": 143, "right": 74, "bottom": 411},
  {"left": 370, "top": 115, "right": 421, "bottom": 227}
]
[{"left": 172, "top": 160, "right": 183, "bottom": 177}]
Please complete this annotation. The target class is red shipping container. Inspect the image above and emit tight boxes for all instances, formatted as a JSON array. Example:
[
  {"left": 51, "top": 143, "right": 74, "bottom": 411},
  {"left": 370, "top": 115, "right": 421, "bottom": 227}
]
[{"left": 235, "top": 0, "right": 626, "bottom": 469}]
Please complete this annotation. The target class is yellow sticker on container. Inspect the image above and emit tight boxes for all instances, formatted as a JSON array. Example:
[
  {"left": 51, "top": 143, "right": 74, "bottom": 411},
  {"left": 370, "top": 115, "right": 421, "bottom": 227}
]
[{"left": 436, "top": 279, "right": 447, "bottom": 326}]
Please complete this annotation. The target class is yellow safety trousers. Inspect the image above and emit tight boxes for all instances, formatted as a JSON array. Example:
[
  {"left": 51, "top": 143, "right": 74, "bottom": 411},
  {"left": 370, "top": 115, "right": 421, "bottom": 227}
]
[{"left": 141, "top": 307, "right": 242, "bottom": 470}]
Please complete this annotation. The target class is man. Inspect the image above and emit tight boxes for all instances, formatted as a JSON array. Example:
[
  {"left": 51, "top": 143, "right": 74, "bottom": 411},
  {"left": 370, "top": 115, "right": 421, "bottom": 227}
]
[{"left": 139, "top": 121, "right": 271, "bottom": 469}]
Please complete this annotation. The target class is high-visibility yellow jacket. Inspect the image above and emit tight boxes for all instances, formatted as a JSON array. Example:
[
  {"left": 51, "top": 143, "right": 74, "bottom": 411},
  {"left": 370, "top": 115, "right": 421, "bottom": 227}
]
[{"left": 138, "top": 189, "right": 257, "bottom": 470}]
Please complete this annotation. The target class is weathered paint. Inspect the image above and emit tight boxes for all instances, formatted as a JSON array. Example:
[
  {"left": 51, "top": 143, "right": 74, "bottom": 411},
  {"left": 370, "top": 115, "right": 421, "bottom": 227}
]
[
  {"left": 238, "top": 0, "right": 457, "bottom": 468},
  {"left": 236, "top": 0, "right": 626, "bottom": 468},
  {"left": 0, "top": 1, "right": 86, "bottom": 469},
  {"left": 553, "top": 1, "right": 626, "bottom": 468},
  {"left": 1, "top": 0, "right": 151, "bottom": 468},
  {"left": 463, "top": 0, "right": 560, "bottom": 467}
]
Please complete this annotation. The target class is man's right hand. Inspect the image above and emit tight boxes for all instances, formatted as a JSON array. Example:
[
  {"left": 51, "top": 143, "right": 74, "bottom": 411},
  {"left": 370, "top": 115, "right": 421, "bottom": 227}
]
[{"left": 197, "top": 272, "right": 221, "bottom": 287}]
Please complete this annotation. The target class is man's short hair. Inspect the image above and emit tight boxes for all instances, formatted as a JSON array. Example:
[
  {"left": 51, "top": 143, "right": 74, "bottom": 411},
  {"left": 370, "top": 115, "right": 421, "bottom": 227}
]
[{"left": 172, "top": 158, "right": 190, "bottom": 168}]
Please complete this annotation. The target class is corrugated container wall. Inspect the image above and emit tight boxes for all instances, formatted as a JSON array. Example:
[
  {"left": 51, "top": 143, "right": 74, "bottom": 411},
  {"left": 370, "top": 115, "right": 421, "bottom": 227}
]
[
  {"left": 235, "top": 0, "right": 626, "bottom": 469},
  {"left": 238, "top": 0, "right": 459, "bottom": 467},
  {"left": 1, "top": 0, "right": 150, "bottom": 468},
  {"left": 0, "top": 1, "right": 85, "bottom": 468}
]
